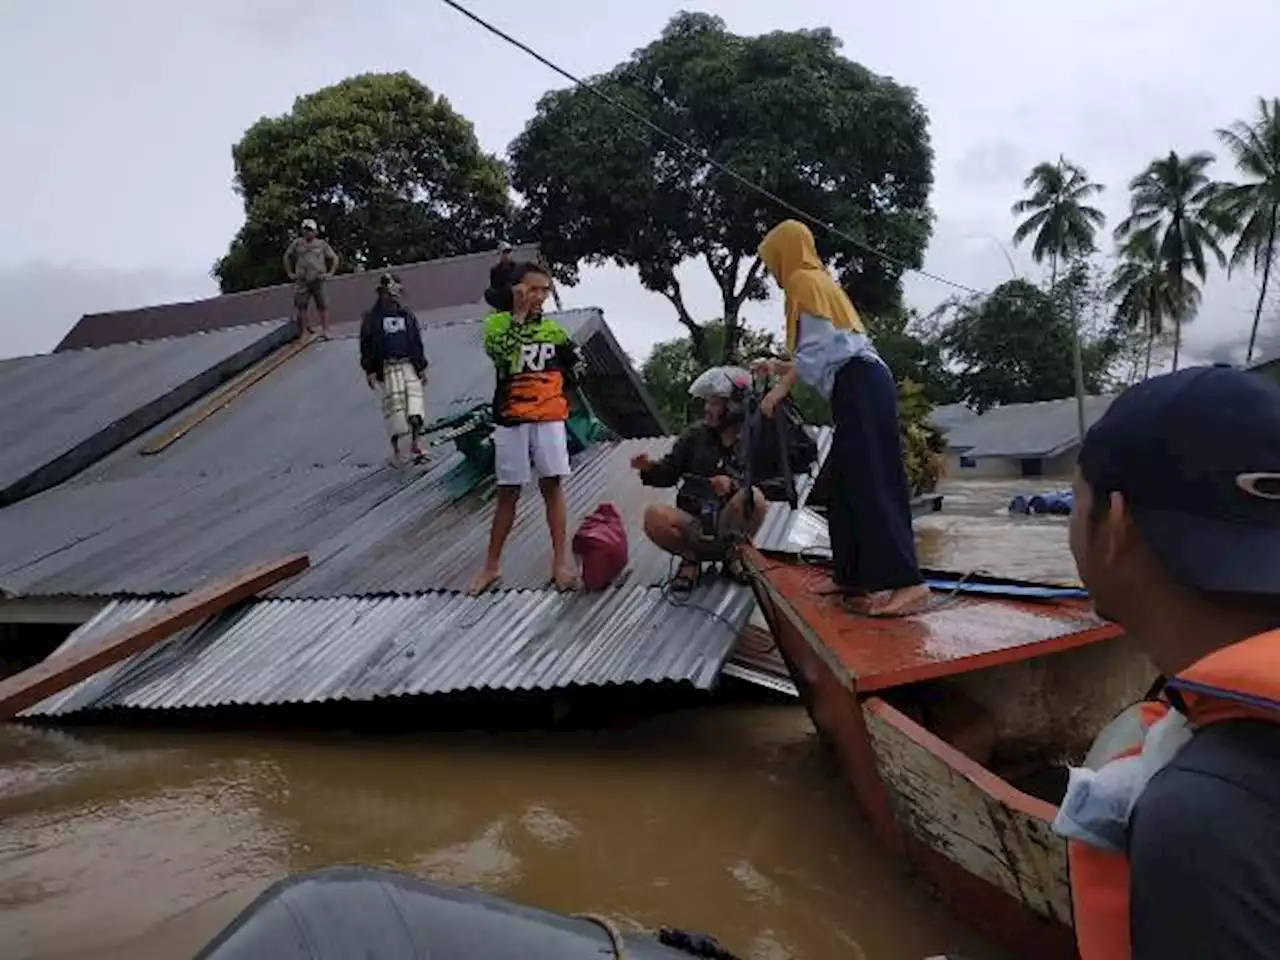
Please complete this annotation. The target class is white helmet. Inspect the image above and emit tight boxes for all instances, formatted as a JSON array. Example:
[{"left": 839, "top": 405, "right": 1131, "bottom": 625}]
[{"left": 688, "top": 365, "right": 752, "bottom": 399}]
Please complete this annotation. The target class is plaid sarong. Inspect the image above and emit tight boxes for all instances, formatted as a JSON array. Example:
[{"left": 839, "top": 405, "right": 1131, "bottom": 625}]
[{"left": 381, "top": 360, "right": 425, "bottom": 439}]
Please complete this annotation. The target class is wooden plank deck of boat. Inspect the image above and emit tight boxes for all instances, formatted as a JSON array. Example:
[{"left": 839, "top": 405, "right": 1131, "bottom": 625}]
[{"left": 755, "top": 558, "right": 1118, "bottom": 694}]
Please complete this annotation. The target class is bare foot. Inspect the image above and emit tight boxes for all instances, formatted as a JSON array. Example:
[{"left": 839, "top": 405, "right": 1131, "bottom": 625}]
[
  {"left": 468, "top": 568, "right": 503, "bottom": 596},
  {"left": 839, "top": 592, "right": 876, "bottom": 614},
  {"left": 870, "top": 583, "right": 932, "bottom": 617},
  {"left": 551, "top": 566, "right": 579, "bottom": 593},
  {"left": 389, "top": 449, "right": 404, "bottom": 468},
  {"left": 410, "top": 444, "right": 426, "bottom": 464}
]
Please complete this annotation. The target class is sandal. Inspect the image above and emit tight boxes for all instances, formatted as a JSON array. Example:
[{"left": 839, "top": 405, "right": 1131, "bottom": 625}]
[{"left": 669, "top": 561, "right": 700, "bottom": 598}]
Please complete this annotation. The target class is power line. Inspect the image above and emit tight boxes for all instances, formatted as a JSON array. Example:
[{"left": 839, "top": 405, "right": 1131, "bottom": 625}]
[{"left": 439, "top": 0, "right": 982, "bottom": 296}]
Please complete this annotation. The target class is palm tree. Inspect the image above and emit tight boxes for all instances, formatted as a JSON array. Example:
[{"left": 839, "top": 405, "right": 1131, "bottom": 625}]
[
  {"left": 1115, "top": 151, "right": 1226, "bottom": 371},
  {"left": 1107, "top": 232, "right": 1201, "bottom": 379},
  {"left": 1212, "top": 97, "right": 1280, "bottom": 364},
  {"left": 1012, "top": 156, "right": 1106, "bottom": 442}
]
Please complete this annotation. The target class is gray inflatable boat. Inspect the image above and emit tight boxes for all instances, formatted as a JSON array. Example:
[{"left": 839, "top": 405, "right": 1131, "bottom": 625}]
[{"left": 197, "top": 866, "right": 733, "bottom": 959}]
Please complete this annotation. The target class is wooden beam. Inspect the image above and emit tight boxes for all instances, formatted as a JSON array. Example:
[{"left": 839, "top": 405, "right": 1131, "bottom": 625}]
[
  {"left": 140, "top": 332, "right": 316, "bottom": 456},
  {"left": 0, "top": 554, "right": 309, "bottom": 720}
]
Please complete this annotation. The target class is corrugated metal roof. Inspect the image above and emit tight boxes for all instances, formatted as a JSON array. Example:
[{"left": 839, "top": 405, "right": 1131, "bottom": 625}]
[
  {"left": 0, "top": 436, "right": 790, "bottom": 598},
  {"left": 55, "top": 245, "right": 541, "bottom": 351},
  {"left": 0, "top": 321, "right": 291, "bottom": 505},
  {"left": 21, "top": 581, "right": 753, "bottom": 717},
  {"left": 944, "top": 395, "right": 1115, "bottom": 459},
  {"left": 0, "top": 307, "right": 690, "bottom": 600}
]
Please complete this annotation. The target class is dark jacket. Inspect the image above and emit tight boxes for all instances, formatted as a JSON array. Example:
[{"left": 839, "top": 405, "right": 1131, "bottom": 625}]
[
  {"left": 639, "top": 423, "right": 741, "bottom": 489},
  {"left": 359, "top": 303, "right": 428, "bottom": 380}
]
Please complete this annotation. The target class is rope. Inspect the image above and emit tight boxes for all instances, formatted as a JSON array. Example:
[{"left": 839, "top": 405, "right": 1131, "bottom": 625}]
[{"left": 572, "top": 912, "right": 628, "bottom": 958}]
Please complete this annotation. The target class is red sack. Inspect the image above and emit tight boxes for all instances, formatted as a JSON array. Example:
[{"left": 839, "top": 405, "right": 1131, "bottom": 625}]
[{"left": 572, "top": 503, "right": 629, "bottom": 591}]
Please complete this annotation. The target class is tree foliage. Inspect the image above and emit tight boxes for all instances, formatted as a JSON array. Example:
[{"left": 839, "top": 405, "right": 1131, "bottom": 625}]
[
  {"left": 937, "top": 279, "right": 1115, "bottom": 411},
  {"left": 1114, "top": 151, "right": 1226, "bottom": 370},
  {"left": 214, "top": 72, "right": 511, "bottom": 292},
  {"left": 510, "top": 12, "right": 934, "bottom": 364},
  {"left": 1211, "top": 96, "right": 1280, "bottom": 363}
]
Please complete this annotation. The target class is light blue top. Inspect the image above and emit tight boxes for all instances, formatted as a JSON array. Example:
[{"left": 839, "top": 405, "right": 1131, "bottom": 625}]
[{"left": 792, "top": 311, "right": 884, "bottom": 398}]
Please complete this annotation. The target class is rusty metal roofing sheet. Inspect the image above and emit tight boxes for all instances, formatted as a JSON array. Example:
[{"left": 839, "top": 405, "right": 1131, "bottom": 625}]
[
  {"left": 21, "top": 581, "right": 752, "bottom": 717},
  {"left": 0, "top": 321, "right": 291, "bottom": 506},
  {"left": 55, "top": 245, "right": 540, "bottom": 351}
]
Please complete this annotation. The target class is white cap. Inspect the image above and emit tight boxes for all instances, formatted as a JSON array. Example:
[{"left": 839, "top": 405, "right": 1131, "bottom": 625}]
[
  {"left": 500, "top": 241, "right": 513, "bottom": 252},
  {"left": 301, "top": 218, "right": 318, "bottom": 231}
]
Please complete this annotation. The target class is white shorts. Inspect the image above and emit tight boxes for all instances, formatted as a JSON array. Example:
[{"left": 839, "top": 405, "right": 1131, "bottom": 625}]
[{"left": 493, "top": 421, "right": 571, "bottom": 487}]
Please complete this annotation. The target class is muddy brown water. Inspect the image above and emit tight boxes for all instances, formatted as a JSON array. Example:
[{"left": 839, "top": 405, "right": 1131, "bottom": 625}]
[{"left": 0, "top": 478, "right": 1076, "bottom": 960}]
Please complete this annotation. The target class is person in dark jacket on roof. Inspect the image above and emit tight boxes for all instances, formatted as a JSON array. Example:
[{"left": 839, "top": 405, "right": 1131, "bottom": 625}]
[
  {"left": 632, "top": 367, "right": 767, "bottom": 595},
  {"left": 360, "top": 273, "right": 429, "bottom": 467},
  {"left": 484, "top": 242, "right": 518, "bottom": 311}
]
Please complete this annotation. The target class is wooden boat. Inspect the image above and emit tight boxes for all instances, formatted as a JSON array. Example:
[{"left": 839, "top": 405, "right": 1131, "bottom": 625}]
[{"left": 745, "top": 549, "right": 1150, "bottom": 958}]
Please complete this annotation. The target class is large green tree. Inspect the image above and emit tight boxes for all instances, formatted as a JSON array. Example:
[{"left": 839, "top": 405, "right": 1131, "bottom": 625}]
[
  {"left": 1212, "top": 97, "right": 1280, "bottom": 364},
  {"left": 1114, "top": 151, "right": 1225, "bottom": 370},
  {"left": 510, "top": 12, "right": 934, "bottom": 364},
  {"left": 215, "top": 72, "right": 511, "bottom": 292},
  {"left": 937, "top": 279, "right": 1114, "bottom": 412},
  {"left": 1010, "top": 157, "right": 1106, "bottom": 442}
]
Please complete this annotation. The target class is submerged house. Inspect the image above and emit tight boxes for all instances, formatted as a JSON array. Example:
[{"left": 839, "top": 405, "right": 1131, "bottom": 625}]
[
  {"left": 0, "top": 248, "right": 823, "bottom": 717},
  {"left": 931, "top": 395, "right": 1115, "bottom": 479}
]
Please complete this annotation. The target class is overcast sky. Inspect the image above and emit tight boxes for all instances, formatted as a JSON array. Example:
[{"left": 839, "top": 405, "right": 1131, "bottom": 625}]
[{"left": 2, "top": 0, "right": 1276, "bottom": 365}]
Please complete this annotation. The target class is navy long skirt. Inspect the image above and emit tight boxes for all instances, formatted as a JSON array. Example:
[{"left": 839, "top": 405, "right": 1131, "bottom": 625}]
[{"left": 827, "top": 358, "right": 923, "bottom": 592}]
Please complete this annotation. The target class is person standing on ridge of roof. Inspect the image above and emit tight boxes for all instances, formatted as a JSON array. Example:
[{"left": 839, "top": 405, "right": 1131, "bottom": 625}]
[
  {"left": 360, "top": 273, "right": 429, "bottom": 467},
  {"left": 468, "top": 261, "right": 583, "bottom": 596},
  {"left": 755, "top": 219, "right": 930, "bottom": 618},
  {"left": 484, "top": 241, "right": 518, "bottom": 311},
  {"left": 284, "top": 218, "right": 339, "bottom": 340},
  {"left": 1049, "top": 365, "right": 1280, "bottom": 960}
]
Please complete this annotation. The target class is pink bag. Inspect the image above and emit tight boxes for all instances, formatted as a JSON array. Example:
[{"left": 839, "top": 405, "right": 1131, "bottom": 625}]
[{"left": 572, "top": 503, "right": 629, "bottom": 591}]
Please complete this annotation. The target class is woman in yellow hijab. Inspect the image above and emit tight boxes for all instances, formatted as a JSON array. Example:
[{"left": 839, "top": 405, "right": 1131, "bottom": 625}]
[{"left": 756, "top": 219, "right": 930, "bottom": 617}]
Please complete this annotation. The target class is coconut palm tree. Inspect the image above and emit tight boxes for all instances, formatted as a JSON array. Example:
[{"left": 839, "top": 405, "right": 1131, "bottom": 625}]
[
  {"left": 1115, "top": 151, "right": 1226, "bottom": 371},
  {"left": 1011, "top": 156, "right": 1106, "bottom": 442},
  {"left": 1212, "top": 97, "right": 1280, "bottom": 364},
  {"left": 1107, "top": 232, "right": 1201, "bottom": 379}
]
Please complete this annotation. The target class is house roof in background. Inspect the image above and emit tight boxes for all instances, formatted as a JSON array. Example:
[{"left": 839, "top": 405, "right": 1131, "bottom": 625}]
[
  {"left": 54, "top": 244, "right": 540, "bottom": 352},
  {"left": 944, "top": 395, "right": 1116, "bottom": 459},
  {"left": 927, "top": 402, "right": 979, "bottom": 434},
  {"left": 0, "top": 320, "right": 291, "bottom": 506}
]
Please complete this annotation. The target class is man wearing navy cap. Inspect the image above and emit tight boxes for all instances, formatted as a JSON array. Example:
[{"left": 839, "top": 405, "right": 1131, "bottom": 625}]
[{"left": 1056, "top": 365, "right": 1280, "bottom": 959}]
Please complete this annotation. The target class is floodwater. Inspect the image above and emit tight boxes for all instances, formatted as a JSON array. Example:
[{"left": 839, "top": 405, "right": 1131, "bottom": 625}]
[{"left": 0, "top": 478, "right": 1075, "bottom": 960}]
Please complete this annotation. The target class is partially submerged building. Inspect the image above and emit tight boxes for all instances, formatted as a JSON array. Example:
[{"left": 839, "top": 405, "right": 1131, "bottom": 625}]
[
  {"left": 0, "top": 249, "right": 820, "bottom": 719},
  {"left": 931, "top": 395, "right": 1115, "bottom": 479}
]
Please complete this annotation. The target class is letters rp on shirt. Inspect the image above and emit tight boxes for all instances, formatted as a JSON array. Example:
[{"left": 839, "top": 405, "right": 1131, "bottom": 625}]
[{"left": 482, "top": 312, "right": 579, "bottom": 425}]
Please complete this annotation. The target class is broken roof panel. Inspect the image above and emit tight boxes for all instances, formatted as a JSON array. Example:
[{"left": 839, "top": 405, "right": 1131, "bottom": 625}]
[
  {"left": 21, "top": 581, "right": 752, "bottom": 718},
  {"left": 55, "top": 245, "right": 540, "bottom": 352},
  {"left": 0, "top": 320, "right": 291, "bottom": 506}
]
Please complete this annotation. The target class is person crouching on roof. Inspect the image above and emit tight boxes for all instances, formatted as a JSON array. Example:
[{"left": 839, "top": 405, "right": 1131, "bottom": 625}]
[
  {"left": 632, "top": 367, "right": 768, "bottom": 596},
  {"left": 359, "top": 273, "right": 429, "bottom": 467},
  {"left": 468, "top": 262, "right": 583, "bottom": 595}
]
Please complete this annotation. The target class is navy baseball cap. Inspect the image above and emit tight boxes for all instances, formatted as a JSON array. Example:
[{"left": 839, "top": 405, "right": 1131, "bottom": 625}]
[{"left": 1078, "top": 365, "right": 1280, "bottom": 595}]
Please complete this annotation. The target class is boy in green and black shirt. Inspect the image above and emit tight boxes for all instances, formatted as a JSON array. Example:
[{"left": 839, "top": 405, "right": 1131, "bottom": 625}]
[{"left": 468, "top": 262, "right": 582, "bottom": 595}]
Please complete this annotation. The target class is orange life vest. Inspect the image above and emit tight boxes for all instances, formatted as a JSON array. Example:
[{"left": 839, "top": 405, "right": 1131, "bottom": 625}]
[{"left": 1069, "top": 629, "right": 1280, "bottom": 960}]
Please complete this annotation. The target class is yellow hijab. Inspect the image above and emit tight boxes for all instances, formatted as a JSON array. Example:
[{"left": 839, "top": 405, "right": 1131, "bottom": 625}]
[{"left": 757, "top": 219, "right": 865, "bottom": 353}]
